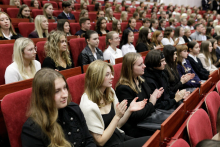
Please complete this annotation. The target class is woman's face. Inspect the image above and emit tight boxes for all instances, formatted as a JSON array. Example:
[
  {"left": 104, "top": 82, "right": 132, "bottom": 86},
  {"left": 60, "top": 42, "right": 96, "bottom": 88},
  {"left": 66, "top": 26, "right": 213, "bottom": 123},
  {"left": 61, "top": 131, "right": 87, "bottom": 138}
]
[
  {"left": 157, "top": 33, "right": 163, "bottom": 42},
  {"left": 133, "top": 57, "right": 146, "bottom": 76},
  {"left": 130, "top": 19, "right": 136, "bottom": 28},
  {"left": 102, "top": 66, "right": 114, "bottom": 88},
  {"left": 128, "top": 31, "right": 134, "bottom": 43},
  {"left": 83, "top": 3, "right": 87, "bottom": 9},
  {"left": 14, "top": 0, "right": 20, "bottom": 6},
  {"left": 109, "top": 33, "right": 120, "bottom": 46},
  {"left": 0, "top": 14, "right": 10, "bottom": 30},
  {"left": 84, "top": 12, "right": 88, "bottom": 17},
  {"left": 54, "top": 78, "right": 68, "bottom": 109},
  {"left": 34, "top": 0, "right": 39, "bottom": 8},
  {"left": 209, "top": 42, "right": 213, "bottom": 52},
  {"left": 41, "top": 17, "right": 49, "bottom": 30},
  {"left": 213, "top": 41, "right": 217, "bottom": 49},
  {"left": 117, "top": 21, "right": 121, "bottom": 30},
  {"left": 153, "top": 8, "right": 157, "bottom": 12},
  {"left": 101, "top": 19, "right": 107, "bottom": 29},
  {"left": 22, "top": 7, "right": 30, "bottom": 18},
  {"left": 154, "top": 58, "right": 166, "bottom": 70},
  {"left": 46, "top": 5, "right": 53, "bottom": 16},
  {"left": 191, "top": 43, "right": 200, "bottom": 55},
  {"left": 87, "top": 33, "right": 99, "bottom": 48},
  {"left": 148, "top": 31, "right": 152, "bottom": 39},
  {"left": 23, "top": 42, "right": 37, "bottom": 61},
  {"left": 59, "top": 35, "right": 67, "bottom": 52},
  {"left": 153, "top": 21, "right": 158, "bottom": 28},
  {"left": 142, "top": 12, "right": 146, "bottom": 18},
  {"left": 170, "top": 31, "right": 174, "bottom": 37},
  {"left": 63, "top": 22, "right": 70, "bottom": 33},
  {"left": 109, "top": 9, "right": 113, "bottom": 16},
  {"left": 173, "top": 51, "right": 177, "bottom": 61},
  {"left": 179, "top": 27, "right": 184, "bottom": 37},
  {"left": 180, "top": 50, "right": 188, "bottom": 59}
]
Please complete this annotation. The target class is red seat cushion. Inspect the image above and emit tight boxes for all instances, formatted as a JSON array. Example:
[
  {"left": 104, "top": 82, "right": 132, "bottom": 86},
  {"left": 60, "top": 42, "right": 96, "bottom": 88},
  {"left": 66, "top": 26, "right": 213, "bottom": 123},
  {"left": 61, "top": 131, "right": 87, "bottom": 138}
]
[
  {"left": 42, "top": 1, "right": 58, "bottom": 9},
  {"left": 113, "top": 13, "right": 121, "bottom": 20},
  {"left": 36, "top": 41, "right": 46, "bottom": 64},
  {"left": 67, "top": 73, "right": 85, "bottom": 104},
  {"left": 205, "top": 91, "right": 220, "bottom": 135},
  {"left": 187, "top": 109, "right": 213, "bottom": 147},
  {"left": 7, "top": 8, "right": 19, "bottom": 18},
  {"left": 1, "top": 88, "right": 32, "bottom": 147},
  {"left": 18, "top": 22, "right": 35, "bottom": 37},
  {"left": 32, "top": 9, "right": 43, "bottom": 18},
  {"left": 0, "top": 44, "right": 14, "bottom": 85},
  {"left": 171, "top": 139, "right": 190, "bottom": 147},
  {"left": 112, "top": 63, "right": 122, "bottom": 89}
]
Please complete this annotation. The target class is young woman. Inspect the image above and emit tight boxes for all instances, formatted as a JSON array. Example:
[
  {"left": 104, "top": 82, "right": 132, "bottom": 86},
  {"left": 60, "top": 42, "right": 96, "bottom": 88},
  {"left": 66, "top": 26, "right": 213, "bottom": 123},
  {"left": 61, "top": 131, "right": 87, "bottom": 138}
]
[
  {"left": 150, "top": 19, "right": 158, "bottom": 32},
  {"left": 121, "top": 0, "right": 126, "bottom": 7},
  {"left": 57, "top": 19, "right": 71, "bottom": 36},
  {"left": 198, "top": 41, "right": 218, "bottom": 72},
  {"left": 120, "top": 11, "right": 128, "bottom": 22},
  {"left": 103, "top": 31, "right": 122, "bottom": 65},
  {"left": 187, "top": 41, "right": 210, "bottom": 80},
  {"left": 151, "top": 6, "right": 157, "bottom": 13},
  {"left": 183, "top": 28, "right": 192, "bottom": 43},
  {"left": 126, "top": 17, "right": 138, "bottom": 32},
  {"left": 135, "top": 6, "right": 141, "bottom": 14},
  {"left": 5, "top": 38, "right": 41, "bottom": 84},
  {"left": 173, "top": 26, "right": 185, "bottom": 45},
  {"left": 96, "top": 17, "right": 109, "bottom": 36},
  {"left": 79, "top": 9, "right": 89, "bottom": 19},
  {"left": 80, "top": 60, "right": 149, "bottom": 147},
  {"left": 112, "top": 19, "right": 122, "bottom": 34},
  {"left": 150, "top": 31, "right": 164, "bottom": 50},
  {"left": 21, "top": 68, "right": 96, "bottom": 147},
  {"left": 139, "top": 11, "right": 146, "bottom": 21},
  {"left": 139, "top": 18, "right": 150, "bottom": 31},
  {"left": 161, "top": 27, "right": 178, "bottom": 46},
  {"left": 210, "top": 39, "right": 220, "bottom": 67},
  {"left": 124, "top": 5, "right": 130, "bottom": 13},
  {"left": 43, "top": 3, "right": 57, "bottom": 22},
  {"left": 28, "top": 15, "right": 48, "bottom": 38},
  {"left": 135, "top": 27, "right": 152, "bottom": 52},
  {"left": 78, "top": 30, "right": 103, "bottom": 66},
  {"left": 80, "top": 2, "right": 87, "bottom": 10},
  {"left": 31, "top": 0, "right": 40, "bottom": 9},
  {"left": 10, "top": 0, "right": 20, "bottom": 7},
  {"left": 94, "top": 2, "right": 102, "bottom": 11},
  {"left": 206, "top": 27, "right": 213, "bottom": 40},
  {"left": 176, "top": 44, "right": 201, "bottom": 89},
  {"left": 105, "top": 8, "right": 116, "bottom": 23},
  {"left": 0, "top": 12, "right": 22, "bottom": 40},
  {"left": 114, "top": 4, "right": 122, "bottom": 13},
  {"left": 17, "top": 4, "right": 33, "bottom": 22},
  {"left": 132, "top": 12, "right": 139, "bottom": 21},
  {"left": 42, "top": 30, "right": 74, "bottom": 71},
  {"left": 119, "top": 29, "right": 136, "bottom": 56}
]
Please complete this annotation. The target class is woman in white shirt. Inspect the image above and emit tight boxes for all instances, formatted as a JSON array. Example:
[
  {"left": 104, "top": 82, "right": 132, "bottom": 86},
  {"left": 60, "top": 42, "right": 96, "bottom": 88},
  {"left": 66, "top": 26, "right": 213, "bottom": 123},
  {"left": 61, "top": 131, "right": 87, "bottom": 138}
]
[
  {"left": 161, "top": 27, "right": 179, "bottom": 45},
  {"left": 103, "top": 31, "right": 123, "bottom": 65},
  {"left": 5, "top": 38, "right": 41, "bottom": 84},
  {"left": 119, "top": 29, "right": 136, "bottom": 56},
  {"left": 173, "top": 26, "right": 185, "bottom": 45}
]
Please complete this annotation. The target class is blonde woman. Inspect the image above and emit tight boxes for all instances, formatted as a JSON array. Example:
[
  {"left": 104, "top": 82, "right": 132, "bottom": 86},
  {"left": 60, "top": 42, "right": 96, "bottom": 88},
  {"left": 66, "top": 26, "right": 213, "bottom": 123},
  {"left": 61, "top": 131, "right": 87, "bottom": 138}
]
[
  {"left": 213, "top": 25, "right": 220, "bottom": 38},
  {"left": 112, "top": 19, "right": 122, "bottom": 34},
  {"left": 42, "top": 30, "right": 74, "bottom": 71},
  {"left": 21, "top": 68, "right": 96, "bottom": 147},
  {"left": 28, "top": 15, "right": 48, "bottom": 38},
  {"left": 186, "top": 8, "right": 192, "bottom": 16},
  {"left": 81, "top": 0, "right": 89, "bottom": 5},
  {"left": 80, "top": 2, "right": 87, "bottom": 10},
  {"left": 80, "top": 60, "right": 149, "bottom": 147},
  {"left": 5, "top": 38, "right": 41, "bottom": 84},
  {"left": 10, "top": 0, "right": 20, "bottom": 7},
  {"left": 79, "top": 9, "right": 88, "bottom": 19},
  {"left": 105, "top": 8, "right": 116, "bottom": 23},
  {"left": 180, "top": 13, "right": 188, "bottom": 19},
  {"left": 43, "top": 3, "right": 57, "bottom": 22},
  {"left": 114, "top": 4, "right": 122, "bottom": 13},
  {"left": 120, "top": 11, "right": 128, "bottom": 22}
]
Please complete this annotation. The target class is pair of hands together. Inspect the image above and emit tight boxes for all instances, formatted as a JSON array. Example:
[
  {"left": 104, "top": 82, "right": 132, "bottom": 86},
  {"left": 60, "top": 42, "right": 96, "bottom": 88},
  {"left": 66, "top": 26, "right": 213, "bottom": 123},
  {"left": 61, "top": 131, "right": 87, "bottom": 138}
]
[{"left": 181, "top": 73, "right": 195, "bottom": 84}]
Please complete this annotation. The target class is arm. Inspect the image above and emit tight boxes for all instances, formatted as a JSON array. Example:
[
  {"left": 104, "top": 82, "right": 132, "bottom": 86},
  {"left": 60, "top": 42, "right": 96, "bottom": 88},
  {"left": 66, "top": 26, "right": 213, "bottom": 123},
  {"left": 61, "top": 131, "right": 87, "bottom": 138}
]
[{"left": 5, "top": 65, "right": 20, "bottom": 84}]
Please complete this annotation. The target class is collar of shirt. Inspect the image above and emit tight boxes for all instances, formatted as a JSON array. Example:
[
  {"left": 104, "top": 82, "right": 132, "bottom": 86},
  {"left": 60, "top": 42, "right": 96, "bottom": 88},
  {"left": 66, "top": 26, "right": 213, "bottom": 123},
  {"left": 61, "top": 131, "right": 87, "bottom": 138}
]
[
  {"left": 63, "top": 11, "right": 70, "bottom": 17},
  {"left": 182, "top": 59, "right": 187, "bottom": 65},
  {"left": 108, "top": 46, "right": 119, "bottom": 54},
  {"left": 188, "top": 53, "right": 198, "bottom": 62},
  {"left": 3, "top": 32, "right": 12, "bottom": 40}
]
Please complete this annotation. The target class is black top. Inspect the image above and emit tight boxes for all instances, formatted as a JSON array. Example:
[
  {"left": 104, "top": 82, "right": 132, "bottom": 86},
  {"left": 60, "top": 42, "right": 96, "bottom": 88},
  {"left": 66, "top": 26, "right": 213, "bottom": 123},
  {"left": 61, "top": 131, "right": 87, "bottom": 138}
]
[
  {"left": 96, "top": 29, "right": 109, "bottom": 36},
  {"left": 28, "top": 31, "right": 46, "bottom": 38},
  {"left": 143, "top": 68, "right": 177, "bottom": 110},
  {"left": 48, "top": 16, "right": 58, "bottom": 22},
  {"left": 75, "top": 29, "right": 86, "bottom": 36},
  {"left": 57, "top": 12, "right": 75, "bottom": 20},
  {"left": 42, "top": 56, "right": 74, "bottom": 71},
  {"left": 202, "top": 0, "right": 210, "bottom": 10},
  {"left": 0, "top": 33, "right": 22, "bottom": 40},
  {"left": 135, "top": 43, "right": 149, "bottom": 53},
  {"left": 187, "top": 56, "right": 209, "bottom": 80},
  {"left": 216, "top": 47, "right": 220, "bottom": 61},
  {"left": 21, "top": 102, "right": 96, "bottom": 147},
  {"left": 183, "top": 35, "right": 192, "bottom": 43},
  {"left": 213, "top": 33, "right": 218, "bottom": 38},
  {"left": 127, "top": 27, "right": 138, "bottom": 32},
  {"left": 78, "top": 45, "right": 104, "bottom": 66}
]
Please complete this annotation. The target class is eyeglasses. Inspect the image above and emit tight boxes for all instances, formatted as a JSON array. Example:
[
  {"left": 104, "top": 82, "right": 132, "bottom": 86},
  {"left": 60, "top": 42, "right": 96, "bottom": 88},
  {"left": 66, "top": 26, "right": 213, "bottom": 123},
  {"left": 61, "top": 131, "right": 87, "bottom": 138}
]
[{"left": 28, "top": 47, "right": 37, "bottom": 52}]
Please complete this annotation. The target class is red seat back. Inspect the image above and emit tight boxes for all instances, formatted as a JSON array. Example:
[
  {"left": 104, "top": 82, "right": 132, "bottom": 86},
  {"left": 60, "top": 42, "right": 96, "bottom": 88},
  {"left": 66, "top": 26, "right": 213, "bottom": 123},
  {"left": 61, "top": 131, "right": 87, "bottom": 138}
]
[
  {"left": 53, "top": 10, "right": 63, "bottom": 17},
  {"left": 48, "top": 23, "right": 57, "bottom": 32},
  {"left": 7, "top": 8, "right": 19, "bottom": 18},
  {"left": 67, "top": 73, "right": 85, "bottom": 104},
  {"left": 58, "top": 2, "right": 62, "bottom": 9},
  {"left": 113, "top": 13, "right": 121, "bottom": 20},
  {"left": 98, "top": 36, "right": 106, "bottom": 51},
  {"left": 0, "top": 44, "right": 14, "bottom": 85},
  {"left": 32, "top": 9, "right": 43, "bottom": 18},
  {"left": 74, "top": 4, "right": 80, "bottom": 10},
  {"left": 135, "top": 22, "right": 142, "bottom": 30},
  {"left": 1, "top": 88, "right": 32, "bottom": 147},
  {"left": 23, "top": 0, "right": 41, "bottom": 8},
  {"left": 42, "top": 1, "right": 58, "bottom": 9},
  {"left": 71, "top": 11, "right": 80, "bottom": 22},
  {"left": 121, "top": 22, "right": 128, "bottom": 32},
  {"left": 112, "top": 63, "right": 122, "bottom": 89},
  {"left": 69, "top": 23, "right": 81, "bottom": 35},
  {"left": 18, "top": 22, "right": 35, "bottom": 37},
  {"left": 36, "top": 41, "right": 46, "bottom": 64},
  {"left": 133, "top": 33, "right": 139, "bottom": 47},
  {"left": 88, "top": 12, "right": 97, "bottom": 22},
  {"left": 106, "top": 23, "right": 112, "bottom": 31},
  {"left": 187, "top": 109, "right": 213, "bottom": 147},
  {"left": 205, "top": 91, "right": 220, "bottom": 135},
  {"left": 87, "top": 5, "right": 95, "bottom": 11},
  {"left": 170, "top": 139, "right": 190, "bottom": 147}
]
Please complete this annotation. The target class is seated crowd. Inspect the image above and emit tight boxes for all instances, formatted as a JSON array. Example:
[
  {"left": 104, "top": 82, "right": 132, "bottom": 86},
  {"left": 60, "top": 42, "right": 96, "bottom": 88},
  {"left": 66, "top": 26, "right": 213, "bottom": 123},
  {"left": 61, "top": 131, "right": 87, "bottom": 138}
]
[{"left": 2, "top": 0, "right": 220, "bottom": 146}]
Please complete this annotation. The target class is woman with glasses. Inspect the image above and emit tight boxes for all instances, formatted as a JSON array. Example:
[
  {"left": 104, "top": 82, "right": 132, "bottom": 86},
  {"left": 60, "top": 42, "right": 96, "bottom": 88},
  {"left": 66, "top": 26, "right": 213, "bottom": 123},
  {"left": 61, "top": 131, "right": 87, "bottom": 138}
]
[{"left": 5, "top": 38, "right": 41, "bottom": 84}]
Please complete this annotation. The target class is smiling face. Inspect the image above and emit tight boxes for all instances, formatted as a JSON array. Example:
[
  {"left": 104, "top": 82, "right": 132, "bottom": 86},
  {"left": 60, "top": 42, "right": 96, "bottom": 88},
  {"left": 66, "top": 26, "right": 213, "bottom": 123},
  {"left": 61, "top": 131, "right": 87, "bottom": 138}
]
[
  {"left": 22, "top": 7, "right": 30, "bottom": 18},
  {"left": 63, "top": 22, "right": 70, "bottom": 33},
  {"left": 23, "top": 42, "right": 37, "bottom": 61},
  {"left": 0, "top": 13, "right": 10, "bottom": 30}
]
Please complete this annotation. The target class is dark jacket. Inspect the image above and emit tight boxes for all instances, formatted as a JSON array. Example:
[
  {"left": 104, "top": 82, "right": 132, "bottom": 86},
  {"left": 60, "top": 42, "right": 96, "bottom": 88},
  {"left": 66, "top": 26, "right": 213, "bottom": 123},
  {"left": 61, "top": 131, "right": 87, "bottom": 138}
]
[
  {"left": 157, "top": 26, "right": 165, "bottom": 31},
  {"left": 42, "top": 56, "right": 74, "bottom": 71},
  {"left": 216, "top": 47, "right": 220, "bottom": 61},
  {"left": 202, "top": 0, "right": 210, "bottom": 10},
  {"left": 28, "top": 31, "right": 47, "bottom": 38},
  {"left": 177, "top": 59, "right": 201, "bottom": 88},
  {"left": 57, "top": 12, "right": 75, "bottom": 20},
  {"left": 96, "top": 29, "right": 109, "bottom": 36},
  {"left": 143, "top": 68, "right": 177, "bottom": 110},
  {"left": 187, "top": 55, "right": 209, "bottom": 80},
  {"left": 183, "top": 35, "right": 192, "bottom": 43},
  {"left": 135, "top": 43, "right": 149, "bottom": 53},
  {"left": 212, "top": 0, "right": 220, "bottom": 13},
  {"left": 78, "top": 45, "right": 104, "bottom": 66},
  {"left": 21, "top": 102, "right": 96, "bottom": 147},
  {"left": 75, "top": 29, "right": 86, "bottom": 36},
  {"left": 0, "top": 33, "right": 22, "bottom": 40},
  {"left": 127, "top": 27, "right": 138, "bottom": 32}
]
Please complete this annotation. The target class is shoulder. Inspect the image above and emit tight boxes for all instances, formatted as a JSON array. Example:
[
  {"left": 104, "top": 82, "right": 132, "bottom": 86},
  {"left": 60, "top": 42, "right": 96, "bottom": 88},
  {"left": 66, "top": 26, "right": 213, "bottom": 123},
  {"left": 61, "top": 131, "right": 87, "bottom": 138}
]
[
  {"left": 198, "top": 53, "right": 205, "bottom": 58},
  {"left": 33, "top": 60, "right": 41, "bottom": 68},
  {"left": 116, "top": 84, "right": 132, "bottom": 91},
  {"left": 5, "top": 62, "right": 19, "bottom": 73},
  {"left": 43, "top": 57, "right": 54, "bottom": 63},
  {"left": 116, "top": 48, "right": 122, "bottom": 53}
]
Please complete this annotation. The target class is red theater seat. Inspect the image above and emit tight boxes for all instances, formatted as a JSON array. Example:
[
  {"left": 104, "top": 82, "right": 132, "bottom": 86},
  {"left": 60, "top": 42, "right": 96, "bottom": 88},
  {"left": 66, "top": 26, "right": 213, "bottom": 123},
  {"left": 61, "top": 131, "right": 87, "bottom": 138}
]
[
  {"left": 74, "top": 4, "right": 80, "bottom": 10},
  {"left": 87, "top": 5, "right": 95, "bottom": 11},
  {"left": 53, "top": 10, "right": 63, "bottom": 17},
  {"left": 48, "top": 23, "right": 57, "bottom": 32},
  {"left": 1, "top": 88, "right": 32, "bottom": 147},
  {"left": 42, "top": 1, "right": 58, "bottom": 9},
  {"left": 7, "top": 8, "right": 19, "bottom": 18},
  {"left": 0, "top": 44, "right": 14, "bottom": 85},
  {"left": 18, "top": 22, "right": 35, "bottom": 37},
  {"left": 23, "top": 0, "right": 41, "bottom": 8},
  {"left": 32, "top": 9, "right": 43, "bottom": 18},
  {"left": 106, "top": 23, "right": 112, "bottom": 31},
  {"left": 88, "top": 12, "right": 97, "bottom": 22},
  {"left": 113, "top": 13, "right": 121, "bottom": 20},
  {"left": 71, "top": 11, "right": 80, "bottom": 22},
  {"left": 36, "top": 41, "right": 46, "bottom": 64},
  {"left": 98, "top": 36, "right": 106, "bottom": 51},
  {"left": 112, "top": 63, "right": 122, "bottom": 89},
  {"left": 133, "top": 33, "right": 139, "bottom": 47},
  {"left": 170, "top": 139, "right": 190, "bottom": 147},
  {"left": 67, "top": 73, "right": 85, "bottom": 104}
]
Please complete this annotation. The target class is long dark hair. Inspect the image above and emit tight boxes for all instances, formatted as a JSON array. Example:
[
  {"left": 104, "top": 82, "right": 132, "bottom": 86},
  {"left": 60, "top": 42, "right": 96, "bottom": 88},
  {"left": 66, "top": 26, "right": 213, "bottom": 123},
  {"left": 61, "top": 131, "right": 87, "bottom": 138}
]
[
  {"left": 136, "top": 27, "right": 151, "bottom": 47},
  {"left": 173, "top": 26, "right": 182, "bottom": 40},
  {"left": 17, "top": 4, "right": 33, "bottom": 22},
  {"left": 163, "top": 27, "right": 173, "bottom": 38},
  {"left": 57, "top": 19, "right": 71, "bottom": 35},
  {"left": 206, "top": 27, "right": 213, "bottom": 39},
  {"left": 119, "top": 29, "right": 133, "bottom": 48},
  {"left": 85, "top": 30, "right": 98, "bottom": 44},
  {"left": 187, "top": 41, "right": 197, "bottom": 52},
  {"left": 94, "top": 2, "right": 100, "bottom": 11},
  {"left": 96, "top": 17, "right": 106, "bottom": 31},
  {"left": 209, "top": 39, "right": 218, "bottom": 63}
]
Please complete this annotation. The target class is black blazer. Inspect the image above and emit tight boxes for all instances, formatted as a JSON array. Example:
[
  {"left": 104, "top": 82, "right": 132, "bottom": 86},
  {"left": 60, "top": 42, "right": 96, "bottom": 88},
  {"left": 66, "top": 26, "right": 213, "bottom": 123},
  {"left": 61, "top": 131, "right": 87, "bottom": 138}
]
[
  {"left": 0, "top": 33, "right": 22, "bottom": 40},
  {"left": 202, "top": 0, "right": 210, "bottom": 10},
  {"left": 212, "top": 0, "right": 220, "bottom": 13},
  {"left": 96, "top": 29, "right": 109, "bottom": 36},
  {"left": 216, "top": 47, "right": 220, "bottom": 61},
  {"left": 157, "top": 26, "right": 165, "bottom": 31},
  {"left": 57, "top": 12, "right": 75, "bottom": 20},
  {"left": 78, "top": 45, "right": 104, "bottom": 66},
  {"left": 21, "top": 102, "right": 96, "bottom": 147},
  {"left": 135, "top": 43, "right": 148, "bottom": 53},
  {"left": 28, "top": 31, "right": 47, "bottom": 38},
  {"left": 187, "top": 56, "right": 209, "bottom": 80},
  {"left": 183, "top": 35, "right": 192, "bottom": 43}
]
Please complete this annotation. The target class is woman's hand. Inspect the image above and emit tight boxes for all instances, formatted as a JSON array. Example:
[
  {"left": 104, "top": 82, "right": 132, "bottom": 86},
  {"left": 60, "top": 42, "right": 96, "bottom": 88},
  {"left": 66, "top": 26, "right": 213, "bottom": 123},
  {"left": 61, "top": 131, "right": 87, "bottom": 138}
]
[
  {"left": 183, "top": 91, "right": 191, "bottom": 99},
  {"left": 174, "top": 38, "right": 180, "bottom": 45},
  {"left": 129, "top": 97, "right": 147, "bottom": 112},
  {"left": 149, "top": 88, "right": 164, "bottom": 105},
  {"left": 115, "top": 100, "right": 127, "bottom": 119},
  {"left": 174, "top": 89, "right": 186, "bottom": 102},
  {"left": 154, "top": 45, "right": 162, "bottom": 50}
]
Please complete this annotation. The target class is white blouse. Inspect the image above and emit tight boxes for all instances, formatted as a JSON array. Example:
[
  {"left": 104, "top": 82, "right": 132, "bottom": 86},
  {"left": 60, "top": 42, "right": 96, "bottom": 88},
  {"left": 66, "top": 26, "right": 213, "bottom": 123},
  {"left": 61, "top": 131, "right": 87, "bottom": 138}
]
[
  {"left": 161, "top": 38, "right": 174, "bottom": 45},
  {"left": 121, "top": 43, "right": 136, "bottom": 56},
  {"left": 175, "top": 37, "right": 185, "bottom": 45},
  {"left": 103, "top": 46, "right": 123, "bottom": 65}
]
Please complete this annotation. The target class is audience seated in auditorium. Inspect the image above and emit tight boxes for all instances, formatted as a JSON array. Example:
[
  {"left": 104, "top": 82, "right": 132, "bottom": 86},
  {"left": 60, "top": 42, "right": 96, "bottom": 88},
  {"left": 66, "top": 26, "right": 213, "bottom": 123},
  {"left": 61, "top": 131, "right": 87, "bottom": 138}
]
[
  {"left": 103, "top": 31, "right": 122, "bottom": 65},
  {"left": 79, "top": 9, "right": 88, "bottom": 20},
  {"left": 173, "top": 26, "right": 185, "bottom": 45},
  {"left": 119, "top": 29, "right": 136, "bottom": 56},
  {"left": 139, "top": 18, "right": 150, "bottom": 31},
  {"left": 150, "top": 19, "right": 159, "bottom": 32},
  {"left": 183, "top": 28, "right": 192, "bottom": 43},
  {"left": 31, "top": 0, "right": 40, "bottom": 9},
  {"left": 80, "top": 60, "right": 149, "bottom": 147},
  {"left": 75, "top": 17, "right": 91, "bottom": 36},
  {"left": 57, "top": 19, "right": 72, "bottom": 36},
  {"left": 150, "top": 31, "right": 164, "bottom": 49},
  {"left": 57, "top": 1, "right": 75, "bottom": 20},
  {"left": 17, "top": 4, "right": 33, "bottom": 22},
  {"left": 209, "top": 39, "right": 220, "bottom": 67},
  {"left": 105, "top": 8, "right": 116, "bottom": 23},
  {"left": 78, "top": 30, "right": 103, "bottom": 66},
  {"left": 21, "top": 68, "right": 96, "bottom": 147},
  {"left": 136, "top": 27, "right": 152, "bottom": 52},
  {"left": 42, "top": 30, "right": 74, "bottom": 71},
  {"left": 28, "top": 15, "right": 48, "bottom": 38},
  {"left": 5, "top": 38, "right": 41, "bottom": 84},
  {"left": 10, "top": 0, "right": 21, "bottom": 8},
  {"left": 187, "top": 41, "right": 210, "bottom": 80},
  {"left": 112, "top": 19, "right": 122, "bottom": 34},
  {"left": 157, "top": 19, "right": 166, "bottom": 31},
  {"left": 43, "top": 3, "right": 57, "bottom": 22},
  {"left": 161, "top": 27, "right": 178, "bottom": 46},
  {"left": 0, "top": 12, "right": 22, "bottom": 40},
  {"left": 126, "top": 17, "right": 138, "bottom": 33},
  {"left": 96, "top": 17, "right": 109, "bottom": 36},
  {"left": 190, "top": 23, "right": 204, "bottom": 41}
]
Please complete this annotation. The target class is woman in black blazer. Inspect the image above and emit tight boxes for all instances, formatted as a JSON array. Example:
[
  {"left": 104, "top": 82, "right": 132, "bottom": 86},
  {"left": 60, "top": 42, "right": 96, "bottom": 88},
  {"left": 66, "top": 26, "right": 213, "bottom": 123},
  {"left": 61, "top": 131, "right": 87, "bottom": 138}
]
[{"left": 183, "top": 28, "right": 192, "bottom": 43}]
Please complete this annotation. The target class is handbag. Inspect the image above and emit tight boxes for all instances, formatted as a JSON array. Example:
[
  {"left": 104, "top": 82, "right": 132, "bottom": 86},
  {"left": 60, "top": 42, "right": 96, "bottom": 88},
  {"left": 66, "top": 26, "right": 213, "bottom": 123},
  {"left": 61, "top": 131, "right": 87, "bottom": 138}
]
[{"left": 136, "top": 109, "right": 174, "bottom": 131}]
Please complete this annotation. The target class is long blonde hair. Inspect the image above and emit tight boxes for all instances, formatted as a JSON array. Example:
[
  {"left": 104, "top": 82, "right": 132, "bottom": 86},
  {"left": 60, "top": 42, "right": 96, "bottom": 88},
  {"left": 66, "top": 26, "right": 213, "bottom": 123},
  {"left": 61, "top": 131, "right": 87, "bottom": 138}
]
[
  {"left": 43, "top": 3, "right": 55, "bottom": 20},
  {"left": 114, "top": 4, "right": 121, "bottom": 12},
  {"left": 85, "top": 60, "right": 114, "bottom": 107},
  {"left": 215, "top": 25, "right": 220, "bottom": 36},
  {"left": 0, "top": 12, "right": 17, "bottom": 38},
  {"left": 120, "top": 11, "right": 127, "bottom": 21},
  {"left": 13, "top": 38, "right": 36, "bottom": 80},
  {"left": 45, "top": 30, "right": 72, "bottom": 68},
  {"left": 105, "top": 8, "right": 113, "bottom": 21},
  {"left": 116, "top": 53, "right": 144, "bottom": 93},
  {"left": 200, "top": 41, "right": 212, "bottom": 66},
  {"left": 28, "top": 68, "right": 72, "bottom": 147},
  {"left": 34, "top": 15, "right": 48, "bottom": 38}
]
